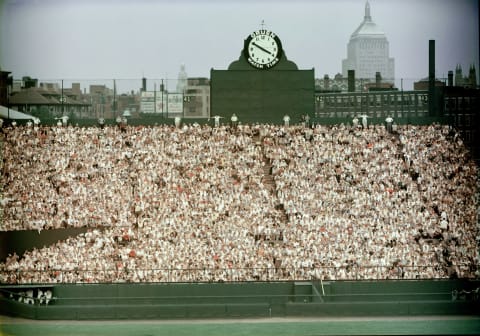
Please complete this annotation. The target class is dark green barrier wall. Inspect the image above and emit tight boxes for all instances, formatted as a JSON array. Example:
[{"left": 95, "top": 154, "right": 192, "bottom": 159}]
[
  {"left": 312, "top": 116, "right": 453, "bottom": 126},
  {"left": 1, "top": 280, "right": 478, "bottom": 320},
  {"left": 211, "top": 69, "right": 314, "bottom": 124},
  {"left": 52, "top": 282, "right": 293, "bottom": 306}
]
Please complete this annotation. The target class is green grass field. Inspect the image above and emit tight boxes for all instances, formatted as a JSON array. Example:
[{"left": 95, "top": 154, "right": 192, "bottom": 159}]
[{"left": 1, "top": 316, "right": 480, "bottom": 336}]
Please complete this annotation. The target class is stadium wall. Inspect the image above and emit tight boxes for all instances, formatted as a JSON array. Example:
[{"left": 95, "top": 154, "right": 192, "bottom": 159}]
[{"left": 1, "top": 279, "right": 478, "bottom": 320}]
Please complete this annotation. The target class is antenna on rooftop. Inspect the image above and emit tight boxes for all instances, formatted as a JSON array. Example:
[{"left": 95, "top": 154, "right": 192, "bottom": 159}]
[{"left": 260, "top": 20, "right": 265, "bottom": 29}]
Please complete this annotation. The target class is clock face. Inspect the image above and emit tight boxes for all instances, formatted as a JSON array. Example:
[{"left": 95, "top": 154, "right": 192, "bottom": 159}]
[{"left": 244, "top": 30, "right": 283, "bottom": 70}]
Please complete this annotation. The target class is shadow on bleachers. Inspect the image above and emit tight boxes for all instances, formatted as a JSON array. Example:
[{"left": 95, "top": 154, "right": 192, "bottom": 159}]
[{"left": 0, "top": 227, "right": 89, "bottom": 262}]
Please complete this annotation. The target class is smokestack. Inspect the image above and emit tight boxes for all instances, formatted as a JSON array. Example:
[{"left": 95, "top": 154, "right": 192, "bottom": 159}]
[
  {"left": 448, "top": 71, "right": 453, "bottom": 87},
  {"left": 348, "top": 70, "right": 355, "bottom": 92},
  {"left": 428, "top": 40, "right": 435, "bottom": 116},
  {"left": 324, "top": 74, "right": 330, "bottom": 90},
  {"left": 375, "top": 72, "right": 382, "bottom": 87},
  {"left": 142, "top": 77, "right": 147, "bottom": 92}
]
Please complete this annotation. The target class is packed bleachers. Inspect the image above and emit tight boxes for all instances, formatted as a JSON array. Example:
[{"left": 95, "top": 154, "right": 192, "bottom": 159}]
[
  {"left": 0, "top": 123, "right": 478, "bottom": 283},
  {"left": 265, "top": 124, "right": 478, "bottom": 280}
]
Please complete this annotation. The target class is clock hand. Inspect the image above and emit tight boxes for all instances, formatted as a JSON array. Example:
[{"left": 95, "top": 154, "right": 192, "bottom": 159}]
[{"left": 252, "top": 42, "right": 274, "bottom": 56}]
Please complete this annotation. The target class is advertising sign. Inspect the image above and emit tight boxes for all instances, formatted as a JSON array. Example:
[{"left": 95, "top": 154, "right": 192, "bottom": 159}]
[
  {"left": 167, "top": 93, "right": 183, "bottom": 116},
  {"left": 140, "top": 91, "right": 183, "bottom": 116},
  {"left": 140, "top": 91, "right": 155, "bottom": 114}
]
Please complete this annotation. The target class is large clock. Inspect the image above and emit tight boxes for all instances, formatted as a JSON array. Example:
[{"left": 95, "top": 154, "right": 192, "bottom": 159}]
[{"left": 244, "top": 30, "right": 283, "bottom": 70}]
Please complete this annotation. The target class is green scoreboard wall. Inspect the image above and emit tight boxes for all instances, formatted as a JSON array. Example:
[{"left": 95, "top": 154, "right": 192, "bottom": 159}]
[{"left": 210, "top": 69, "right": 315, "bottom": 125}]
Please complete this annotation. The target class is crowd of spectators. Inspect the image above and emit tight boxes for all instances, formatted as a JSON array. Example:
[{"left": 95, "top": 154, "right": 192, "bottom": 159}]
[
  {"left": 265, "top": 123, "right": 478, "bottom": 280},
  {"left": 0, "top": 122, "right": 478, "bottom": 283}
]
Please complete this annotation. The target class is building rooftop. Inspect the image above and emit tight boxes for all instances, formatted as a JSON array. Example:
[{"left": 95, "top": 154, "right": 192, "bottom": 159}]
[
  {"left": 10, "top": 88, "right": 88, "bottom": 105},
  {"left": 9, "top": 89, "right": 51, "bottom": 105},
  {"left": 350, "top": 1, "right": 386, "bottom": 39}
]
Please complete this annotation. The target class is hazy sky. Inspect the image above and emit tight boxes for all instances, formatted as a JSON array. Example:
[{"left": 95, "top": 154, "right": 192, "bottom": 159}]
[{"left": 0, "top": 0, "right": 478, "bottom": 92}]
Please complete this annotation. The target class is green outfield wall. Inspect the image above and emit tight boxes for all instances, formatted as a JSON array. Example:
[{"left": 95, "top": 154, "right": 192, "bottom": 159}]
[{"left": 1, "top": 279, "right": 478, "bottom": 320}]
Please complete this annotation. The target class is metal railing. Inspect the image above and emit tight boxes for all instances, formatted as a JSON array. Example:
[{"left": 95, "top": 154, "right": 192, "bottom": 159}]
[{"left": 1, "top": 264, "right": 478, "bottom": 284}]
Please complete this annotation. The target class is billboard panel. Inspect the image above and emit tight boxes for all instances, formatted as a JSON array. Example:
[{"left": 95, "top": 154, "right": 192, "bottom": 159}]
[
  {"left": 167, "top": 93, "right": 183, "bottom": 116},
  {"left": 140, "top": 91, "right": 155, "bottom": 114},
  {"left": 140, "top": 91, "right": 183, "bottom": 116}
]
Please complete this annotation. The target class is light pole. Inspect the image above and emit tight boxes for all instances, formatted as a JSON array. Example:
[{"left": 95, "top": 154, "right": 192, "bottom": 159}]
[
  {"left": 113, "top": 79, "right": 117, "bottom": 120},
  {"left": 401, "top": 78, "right": 404, "bottom": 118},
  {"left": 161, "top": 79, "right": 164, "bottom": 118},
  {"left": 61, "top": 79, "right": 65, "bottom": 117},
  {"left": 7, "top": 82, "right": 10, "bottom": 121},
  {"left": 166, "top": 90, "right": 169, "bottom": 119}
]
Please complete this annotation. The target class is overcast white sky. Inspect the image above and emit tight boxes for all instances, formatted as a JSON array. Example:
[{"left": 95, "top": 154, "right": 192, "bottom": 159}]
[{"left": 0, "top": 0, "right": 478, "bottom": 92}]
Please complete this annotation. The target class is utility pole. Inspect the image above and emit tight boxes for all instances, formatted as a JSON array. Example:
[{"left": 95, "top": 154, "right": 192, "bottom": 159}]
[
  {"left": 161, "top": 79, "right": 164, "bottom": 118},
  {"left": 113, "top": 79, "right": 117, "bottom": 119},
  {"left": 61, "top": 79, "right": 64, "bottom": 117}
]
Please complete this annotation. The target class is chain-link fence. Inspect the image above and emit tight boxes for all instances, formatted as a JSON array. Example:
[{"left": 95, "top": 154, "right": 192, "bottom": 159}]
[
  {"left": 7, "top": 76, "right": 461, "bottom": 127},
  {"left": 7, "top": 77, "right": 210, "bottom": 125}
]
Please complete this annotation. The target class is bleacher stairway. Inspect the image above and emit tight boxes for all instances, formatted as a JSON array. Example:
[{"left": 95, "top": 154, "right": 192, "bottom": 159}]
[{"left": 255, "top": 134, "right": 289, "bottom": 236}]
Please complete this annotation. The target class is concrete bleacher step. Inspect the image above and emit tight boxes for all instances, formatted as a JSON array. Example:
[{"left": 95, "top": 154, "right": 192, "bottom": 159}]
[{"left": 258, "top": 143, "right": 290, "bottom": 231}]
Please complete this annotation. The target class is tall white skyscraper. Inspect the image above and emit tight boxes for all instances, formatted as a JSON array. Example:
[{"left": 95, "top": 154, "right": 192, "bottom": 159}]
[
  {"left": 176, "top": 64, "right": 188, "bottom": 93},
  {"left": 342, "top": 1, "right": 394, "bottom": 81}
]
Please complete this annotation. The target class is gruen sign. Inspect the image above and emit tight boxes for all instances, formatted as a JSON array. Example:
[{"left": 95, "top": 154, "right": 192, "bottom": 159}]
[{"left": 244, "top": 29, "right": 283, "bottom": 70}]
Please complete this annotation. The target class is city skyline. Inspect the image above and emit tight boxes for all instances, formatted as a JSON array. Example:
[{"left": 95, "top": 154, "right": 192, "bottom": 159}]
[{"left": 0, "top": 0, "right": 478, "bottom": 92}]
